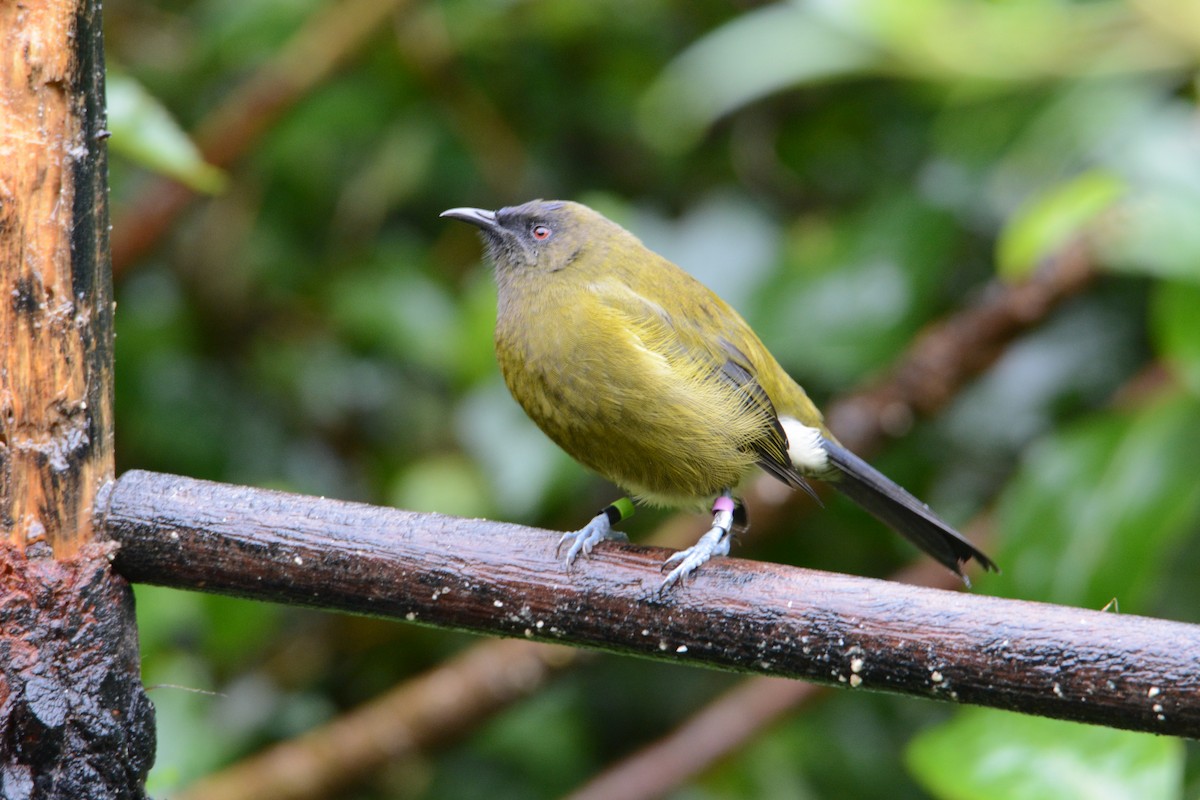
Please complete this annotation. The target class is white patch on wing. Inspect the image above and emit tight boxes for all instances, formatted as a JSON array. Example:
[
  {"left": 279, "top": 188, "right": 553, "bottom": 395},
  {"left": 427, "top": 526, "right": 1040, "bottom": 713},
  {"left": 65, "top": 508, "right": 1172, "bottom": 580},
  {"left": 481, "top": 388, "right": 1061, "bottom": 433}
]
[{"left": 781, "top": 417, "right": 829, "bottom": 474}]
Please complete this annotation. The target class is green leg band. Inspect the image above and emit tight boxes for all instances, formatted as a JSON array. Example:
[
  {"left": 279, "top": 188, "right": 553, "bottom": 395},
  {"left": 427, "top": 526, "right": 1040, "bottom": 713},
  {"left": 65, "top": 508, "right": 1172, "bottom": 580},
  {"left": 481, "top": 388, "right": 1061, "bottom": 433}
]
[{"left": 603, "top": 497, "right": 635, "bottom": 525}]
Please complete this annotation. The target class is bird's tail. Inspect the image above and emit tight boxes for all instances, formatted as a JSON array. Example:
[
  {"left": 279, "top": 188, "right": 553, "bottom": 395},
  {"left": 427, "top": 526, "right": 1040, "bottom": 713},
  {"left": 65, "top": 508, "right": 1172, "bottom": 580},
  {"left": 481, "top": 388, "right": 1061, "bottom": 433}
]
[{"left": 820, "top": 437, "right": 997, "bottom": 581}]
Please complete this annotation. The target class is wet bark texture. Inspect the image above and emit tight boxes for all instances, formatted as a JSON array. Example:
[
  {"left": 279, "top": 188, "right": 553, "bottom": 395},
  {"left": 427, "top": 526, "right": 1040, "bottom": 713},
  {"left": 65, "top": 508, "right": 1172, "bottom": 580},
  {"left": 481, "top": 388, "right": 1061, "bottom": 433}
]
[
  {"left": 0, "top": 545, "right": 155, "bottom": 799},
  {"left": 0, "top": 0, "right": 112, "bottom": 556},
  {"left": 0, "top": 2, "right": 155, "bottom": 796},
  {"left": 108, "top": 469, "right": 1200, "bottom": 740}
]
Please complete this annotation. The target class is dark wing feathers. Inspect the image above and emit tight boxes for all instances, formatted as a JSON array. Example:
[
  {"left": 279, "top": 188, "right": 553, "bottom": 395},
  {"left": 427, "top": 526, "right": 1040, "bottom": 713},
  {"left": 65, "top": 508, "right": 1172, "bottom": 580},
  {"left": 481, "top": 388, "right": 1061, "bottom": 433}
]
[
  {"left": 716, "top": 339, "right": 819, "bottom": 501},
  {"left": 820, "top": 436, "right": 997, "bottom": 580},
  {"left": 716, "top": 340, "right": 789, "bottom": 456}
]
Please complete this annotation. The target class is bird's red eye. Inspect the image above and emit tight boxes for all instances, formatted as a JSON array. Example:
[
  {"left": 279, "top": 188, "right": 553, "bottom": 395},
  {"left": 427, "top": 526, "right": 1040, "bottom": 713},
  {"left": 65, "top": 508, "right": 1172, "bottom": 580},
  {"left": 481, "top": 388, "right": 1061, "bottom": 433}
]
[{"left": 531, "top": 224, "right": 552, "bottom": 240}]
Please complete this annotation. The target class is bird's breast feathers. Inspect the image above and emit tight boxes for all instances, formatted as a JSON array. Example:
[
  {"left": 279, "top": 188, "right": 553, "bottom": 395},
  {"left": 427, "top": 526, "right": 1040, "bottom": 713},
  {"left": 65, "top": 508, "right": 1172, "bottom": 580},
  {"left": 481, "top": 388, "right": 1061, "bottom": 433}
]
[{"left": 494, "top": 277, "right": 792, "bottom": 500}]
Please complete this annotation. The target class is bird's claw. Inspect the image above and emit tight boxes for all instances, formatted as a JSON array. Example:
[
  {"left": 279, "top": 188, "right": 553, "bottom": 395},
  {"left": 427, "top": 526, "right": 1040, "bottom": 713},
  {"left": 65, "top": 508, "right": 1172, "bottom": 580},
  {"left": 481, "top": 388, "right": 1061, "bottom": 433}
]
[
  {"left": 658, "top": 522, "right": 732, "bottom": 591},
  {"left": 557, "top": 512, "right": 626, "bottom": 567}
]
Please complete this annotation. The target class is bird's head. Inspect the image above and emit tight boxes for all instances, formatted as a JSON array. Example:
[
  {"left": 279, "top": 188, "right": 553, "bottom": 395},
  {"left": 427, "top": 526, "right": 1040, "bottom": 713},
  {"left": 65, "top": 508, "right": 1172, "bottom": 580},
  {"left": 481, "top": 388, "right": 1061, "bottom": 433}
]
[{"left": 441, "top": 199, "right": 620, "bottom": 279}]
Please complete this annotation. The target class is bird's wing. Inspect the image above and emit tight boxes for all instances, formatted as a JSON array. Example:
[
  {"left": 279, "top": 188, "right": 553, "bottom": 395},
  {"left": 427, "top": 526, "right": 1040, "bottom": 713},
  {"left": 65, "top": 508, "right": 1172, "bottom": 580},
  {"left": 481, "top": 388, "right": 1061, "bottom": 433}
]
[
  {"left": 590, "top": 277, "right": 803, "bottom": 487},
  {"left": 715, "top": 337, "right": 813, "bottom": 493}
]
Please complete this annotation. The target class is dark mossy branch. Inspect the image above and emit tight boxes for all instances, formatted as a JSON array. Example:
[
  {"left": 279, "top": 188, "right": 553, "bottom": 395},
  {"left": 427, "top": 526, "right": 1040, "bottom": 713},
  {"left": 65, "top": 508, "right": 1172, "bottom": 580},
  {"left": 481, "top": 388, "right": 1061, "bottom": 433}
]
[{"left": 106, "top": 469, "right": 1200, "bottom": 740}]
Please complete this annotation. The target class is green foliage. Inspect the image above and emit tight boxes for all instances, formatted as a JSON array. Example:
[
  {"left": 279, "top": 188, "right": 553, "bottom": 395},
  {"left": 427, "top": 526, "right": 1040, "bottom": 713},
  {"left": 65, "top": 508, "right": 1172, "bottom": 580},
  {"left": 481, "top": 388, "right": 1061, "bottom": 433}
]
[
  {"left": 106, "top": 70, "right": 228, "bottom": 193},
  {"left": 639, "top": 3, "right": 879, "bottom": 151},
  {"left": 907, "top": 708, "right": 1185, "bottom": 800},
  {"left": 756, "top": 192, "right": 966, "bottom": 384},
  {"left": 1153, "top": 280, "right": 1200, "bottom": 397},
  {"left": 105, "top": 0, "right": 1200, "bottom": 796},
  {"left": 996, "top": 171, "right": 1125, "bottom": 280},
  {"left": 991, "top": 394, "right": 1200, "bottom": 610}
]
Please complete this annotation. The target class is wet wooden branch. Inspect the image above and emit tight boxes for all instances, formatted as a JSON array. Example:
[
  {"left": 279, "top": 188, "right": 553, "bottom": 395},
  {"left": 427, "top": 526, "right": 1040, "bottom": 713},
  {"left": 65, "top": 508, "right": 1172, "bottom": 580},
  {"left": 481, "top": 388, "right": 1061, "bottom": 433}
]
[
  {"left": 563, "top": 561, "right": 963, "bottom": 800},
  {"left": 107, "top": 469, "right": 1200, "bottom": 740}
]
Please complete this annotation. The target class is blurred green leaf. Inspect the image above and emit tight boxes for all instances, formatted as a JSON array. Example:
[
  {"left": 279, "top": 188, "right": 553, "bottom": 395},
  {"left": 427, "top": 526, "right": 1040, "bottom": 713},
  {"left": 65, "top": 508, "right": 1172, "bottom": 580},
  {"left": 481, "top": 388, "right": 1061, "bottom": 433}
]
[
  {"left": 142, "top": 654, "right": 234, "bottom": 795},
  {"left": 639, "top": 0, "right": 1197, "bottom": 154},
  {"left": 638, "top": 3, "right": 878, "bottom": 151},
  {"left": 1102, "top": 188, "right": 1200, "bottom": 283},
  {"left": 134, "top": 585, "right": 208, "bottom": 659},
  {"left": 106, "top": 70, "right": 228, "bottom": 194},
  {"left": 388, "top": 453, "right": 492, "bottom": 518},
  {"left": 455, "top": 381, "right": 583, "bottom": 520},
  {"left": 198, "top": 594, "right": 287, "bottom": 661},
  {"left": 629, "top": 193, "right": 781, "bottom": 310},
  {"left": 453, "top": 270, "right": 503, "bottom": 386},
  {"left": 474, "top": 686, "right": 593, "bottom": 793},
  {"left": 996, "top": 171, "right": 1125, "bottom": 280},
  {"left": 756, "top": 193, "right": 962, "bottom": 384},
  {"left": 907, "top": 707, "right": 1184, "bottom": 800},
  {"left": 867, "top": 0, "right": 1185, "bottom": 84},
  {"left": 989, "top": 394, "right": 1200, "bottom": 610},
  {"left": 1091, "top": 99, "right": 1200, "bottom": 284},
  {"left": 328, "top": 260, "right": 461, "bottom": 373},
  {"left": 1151, "top": 280, "right": 1200, "bottom": 397}
]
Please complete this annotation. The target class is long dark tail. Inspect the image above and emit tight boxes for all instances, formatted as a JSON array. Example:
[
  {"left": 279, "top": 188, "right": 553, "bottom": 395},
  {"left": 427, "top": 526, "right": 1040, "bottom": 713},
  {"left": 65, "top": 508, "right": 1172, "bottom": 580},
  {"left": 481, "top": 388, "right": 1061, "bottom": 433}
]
[{"left": 820, "top": 437, "right": 997, "bottom": 581}]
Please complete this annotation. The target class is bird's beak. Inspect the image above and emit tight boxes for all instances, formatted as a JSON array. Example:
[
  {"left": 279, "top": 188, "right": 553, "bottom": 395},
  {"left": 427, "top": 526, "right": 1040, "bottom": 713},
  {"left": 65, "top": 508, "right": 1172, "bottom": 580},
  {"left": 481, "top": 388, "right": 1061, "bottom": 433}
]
[{"left": 440, "top": 207, "right": 499, "bottom": 231}]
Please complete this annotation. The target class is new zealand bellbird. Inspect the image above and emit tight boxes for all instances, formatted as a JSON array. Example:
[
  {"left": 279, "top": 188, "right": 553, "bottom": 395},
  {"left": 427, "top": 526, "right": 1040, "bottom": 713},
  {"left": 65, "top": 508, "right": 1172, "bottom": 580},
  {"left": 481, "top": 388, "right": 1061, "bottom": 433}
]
[{"left": 442, "top": 200, "right": 996, "bottom": 588}]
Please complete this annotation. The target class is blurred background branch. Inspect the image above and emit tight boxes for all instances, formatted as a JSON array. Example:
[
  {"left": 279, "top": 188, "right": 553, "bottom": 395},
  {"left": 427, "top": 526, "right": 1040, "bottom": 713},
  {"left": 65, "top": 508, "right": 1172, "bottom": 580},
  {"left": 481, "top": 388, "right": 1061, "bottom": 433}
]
[{"left": 110, "top": 0, "right": 413, "bottom": 274}]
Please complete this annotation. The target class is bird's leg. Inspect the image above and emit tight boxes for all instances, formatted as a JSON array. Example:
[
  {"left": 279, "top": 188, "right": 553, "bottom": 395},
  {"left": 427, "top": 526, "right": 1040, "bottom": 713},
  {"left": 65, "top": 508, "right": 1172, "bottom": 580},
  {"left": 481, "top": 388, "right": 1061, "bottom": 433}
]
[
  {"left": 558, "top": 497, "right": 634, "bottom": 566},
  {"left": 731, "top": 499, "right": 748, "bottom": 538},
  {"left": 660, "top": 491, "right": 736, "bottom": 590}
]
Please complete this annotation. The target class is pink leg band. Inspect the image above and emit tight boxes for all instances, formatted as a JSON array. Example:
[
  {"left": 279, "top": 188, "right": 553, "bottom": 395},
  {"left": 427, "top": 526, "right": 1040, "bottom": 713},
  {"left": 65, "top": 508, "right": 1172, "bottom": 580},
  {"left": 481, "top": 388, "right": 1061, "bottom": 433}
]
[{"left": 712, "top": 496, "right": 735, "bottom": 514}]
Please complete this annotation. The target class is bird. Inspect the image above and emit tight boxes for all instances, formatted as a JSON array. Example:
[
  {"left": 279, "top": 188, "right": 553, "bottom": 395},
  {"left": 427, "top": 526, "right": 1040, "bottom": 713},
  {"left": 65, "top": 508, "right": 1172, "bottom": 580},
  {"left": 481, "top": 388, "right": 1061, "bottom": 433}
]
[{"left": 441, "top": 199, "right": 996, "bottom": 589}]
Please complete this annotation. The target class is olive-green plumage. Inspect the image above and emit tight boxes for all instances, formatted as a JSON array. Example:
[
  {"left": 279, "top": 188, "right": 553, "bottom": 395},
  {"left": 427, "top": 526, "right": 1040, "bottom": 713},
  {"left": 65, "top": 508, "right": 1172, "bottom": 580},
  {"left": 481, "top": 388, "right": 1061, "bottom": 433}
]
[
  {"left": 491, "top": 203, "right": 820, "bottom": 508},
  {"left": 442, "top": 200, "right": 995, "bottom": 582}
]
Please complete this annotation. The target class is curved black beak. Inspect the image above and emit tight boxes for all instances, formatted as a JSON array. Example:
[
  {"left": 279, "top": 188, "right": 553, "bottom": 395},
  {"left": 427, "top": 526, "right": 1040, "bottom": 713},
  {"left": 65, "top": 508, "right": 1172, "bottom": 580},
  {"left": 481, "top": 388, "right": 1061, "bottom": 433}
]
[{"left": 440, "top": 207, "right": 499, "bottom": 231}]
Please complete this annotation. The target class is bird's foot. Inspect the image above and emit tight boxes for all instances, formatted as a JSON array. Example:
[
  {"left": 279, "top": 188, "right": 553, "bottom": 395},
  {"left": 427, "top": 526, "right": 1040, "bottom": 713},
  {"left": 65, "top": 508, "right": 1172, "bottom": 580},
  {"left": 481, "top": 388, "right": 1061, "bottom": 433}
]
[
  {"left": 557, "top": 499, "right": 633, "bottom": 567},
  {"left": 660, "top": 494, "right": 735, "bottom": 591}
]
